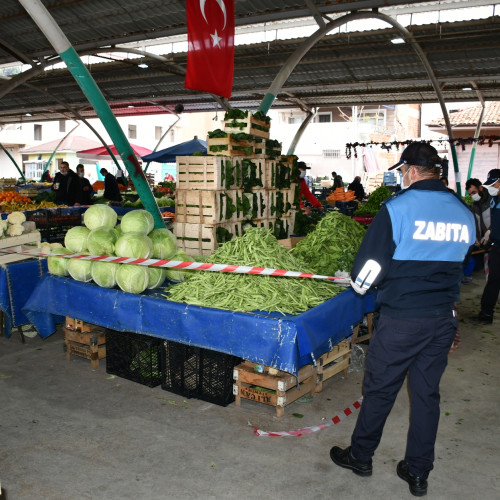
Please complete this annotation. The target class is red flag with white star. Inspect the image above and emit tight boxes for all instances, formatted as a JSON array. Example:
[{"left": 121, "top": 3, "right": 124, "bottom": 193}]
[{"left": 185, "top": 0, "right": 235, "bottom": 99}]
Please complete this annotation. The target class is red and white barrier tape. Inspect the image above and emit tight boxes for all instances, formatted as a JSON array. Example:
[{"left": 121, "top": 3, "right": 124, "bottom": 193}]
[
  {"left": 2, "top": 248, "right": 347, "bottom": 282},
  {"left": 251, "top": 397, "right": 363, "bottom": 437}
]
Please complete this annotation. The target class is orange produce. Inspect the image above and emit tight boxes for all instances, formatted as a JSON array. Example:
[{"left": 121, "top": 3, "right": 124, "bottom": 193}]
[
  {"left": 0, "top": 192, "right": 32, "bottom": 204},
  {"left": 92, "top": 180, "right": 105, "bottom": 190}
]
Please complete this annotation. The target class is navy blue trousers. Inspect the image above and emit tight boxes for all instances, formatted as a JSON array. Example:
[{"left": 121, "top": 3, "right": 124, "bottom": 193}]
[{"left": 350, "top": 311, "right": 457, "bottom": 478}]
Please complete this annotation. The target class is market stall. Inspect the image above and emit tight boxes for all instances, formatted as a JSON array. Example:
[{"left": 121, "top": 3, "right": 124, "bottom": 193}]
[{"left": 22, "top": 274, "right": 376, "bottom": 375}]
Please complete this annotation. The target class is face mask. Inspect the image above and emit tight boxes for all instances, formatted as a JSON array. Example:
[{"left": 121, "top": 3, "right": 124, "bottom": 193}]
[
  {"left": 486, "top": 184, "right": 499, "bottom": 197},
  {"left": 471, "top": 193, "right": 481, "bottom": 202},
  {"left": 60, "top": 171, "right": 68, "bottom": 176},
  {"left": 400, "top": 169, "right": 410, "bottom": 189},
  {"left": 299, "top": 170, "right": 306, "bottom": 179},
  {"left": 78, "top": 172, "right": 84, "bottom": 177}
]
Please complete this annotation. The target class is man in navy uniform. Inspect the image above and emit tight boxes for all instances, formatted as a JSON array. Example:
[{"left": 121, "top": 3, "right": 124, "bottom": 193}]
[
  {"left": 330, "top": 142, "right": 475, "bottom": 497},
  {"left": 472, "top": 168, "right": 500, "bottom": 324}
]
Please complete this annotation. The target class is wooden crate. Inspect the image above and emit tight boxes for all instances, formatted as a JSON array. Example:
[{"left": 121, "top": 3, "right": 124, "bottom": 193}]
[
  {"left": 0, "top": 178, "right": 17, "bottom": 192},
  {"left": 278, "top": 236, "right": 305, "bottom": 249},
  {"left": 207, "top": 136, "right": 255, "bottom": 157},
  {"left": 267, "top": 188, "right": 297, "bottom": 218},
  {"left": 63, "top": 327, "right": 106, "bottom": 370},
  {"left": 233, "top": 361, "right": 316, "bottom": 418},
  {"left": 254, "top": 138, "right": 282, "bottom": 158},
  {"left": 263, "top": 160, "right": 296, "bottom": 189},
  {"left": 351, "top": 313, "right": 374, "bottom": 344},
  {"left": 176, "top": 156, "right": 235, "bottom": 191},
  {"left": 315, "top": 340, "right": 351, "bottom": 393},
  {"left": 175, "top": 189, "right": 240, "bottom": 224},
  {"left": 232, "top": 157, "right": 265, "bottom": 190},
  {"left": 174, "top": 221, "right": 243, "bottom": 256},
  {"left": 65, "top": 316, "right": 105, "bottom": 334},
  {"left": 0, "top": 232, "right": 41, "bottom": 265},
  {"left": 224, "top": 115, "right": 270, "bottom": 139}
]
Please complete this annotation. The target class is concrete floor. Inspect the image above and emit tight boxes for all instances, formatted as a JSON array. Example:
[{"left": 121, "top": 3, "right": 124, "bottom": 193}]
[{"left": 0, "top": 269, "right": 499, "bottom": 500}]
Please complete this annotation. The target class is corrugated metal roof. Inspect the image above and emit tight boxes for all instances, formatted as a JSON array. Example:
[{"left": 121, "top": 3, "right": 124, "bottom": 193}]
[{"left": 0, "top": 1, "right": 499, "bottom": 123}]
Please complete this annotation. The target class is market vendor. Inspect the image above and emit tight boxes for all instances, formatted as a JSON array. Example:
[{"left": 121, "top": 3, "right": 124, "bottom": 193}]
[
  {"left": 52, "top": 161, "right": 80, "bottom": 206},
  {"left": 329, "top": 141, "right": 475, "bottom": 497},
  {"left": 297, "top": 162, "right": 322, "bottom": 210}
]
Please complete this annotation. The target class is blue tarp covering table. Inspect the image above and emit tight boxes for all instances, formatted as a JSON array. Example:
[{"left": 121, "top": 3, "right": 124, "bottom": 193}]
[
  {"left": 23, "top": 275, "right": 376, "bottom": 375},
  {"left": 0, "top": 259, "right": 54, "bottom": 338}
]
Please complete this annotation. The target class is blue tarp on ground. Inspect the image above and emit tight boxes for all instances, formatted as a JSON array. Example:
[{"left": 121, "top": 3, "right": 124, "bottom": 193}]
[{"left": 22, "top": 275, "right": 376, "bottom": 375}]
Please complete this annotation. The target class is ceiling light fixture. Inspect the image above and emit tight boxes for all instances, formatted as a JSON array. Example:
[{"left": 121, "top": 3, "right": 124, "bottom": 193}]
[
  {"left": 462, "top": 87, "right": 472, "bottom": 91},
  {"left": 138, "top": 63, "right": 149, "bottom": 69},
  {"left": 25, "top": 112, "right": 32, "bottom": 116},
  {"left": 391, "top": 38, "right": 405, "bottom": 44}
]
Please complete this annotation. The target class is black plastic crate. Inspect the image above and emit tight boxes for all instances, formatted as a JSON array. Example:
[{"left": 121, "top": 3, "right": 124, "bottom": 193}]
[
  {"left": 106, "top": 329, "right": 162, "bottom": 387},
  {"left": 39, "top": 225, "right": 75, "bottom": 243},
  {"left": 161, "top": 341, "right": 241, "bottom": 406}
]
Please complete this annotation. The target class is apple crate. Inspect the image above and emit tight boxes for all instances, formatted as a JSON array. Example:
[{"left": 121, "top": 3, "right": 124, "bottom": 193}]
[
  {"left": 63, "top": 327, "right": 106, "bottom": 370},
  {"left": 176, "top": 156, "right": 236, "bottom": 191},
  {"left": 261, "top": 216, "right": 294, "bottom": 240},
  {"left": 236, "top": 190, "right": 267, "bottom": 220},
  {"left": 264, "top": 160, "right": 295, "bottom": 189},
  {"left": 207, "top": 135, "right": 255, "bottom": 157},
  {"left": 174, "top": 221, "right": 243, "bottom": 256},
  {"left": 224, "top": 114, "right": 270, "bottom": 139},
  {"left": 175, "top": 189, "right": 242, "bottom": 224},
  {"left": 232, "top": 157, "right": 265, "bottom": 190},
  {"left": 233, "top": 361, "right": 316, "bottom": 418},
  {"left": 315, "top": 340, "right": 351, "bottom": 393},
  {"left": 267, "top": 188, "right": 297, "bottom": 218},
  {"left": 254, "top": 138, "right": 282, "bottom": 158}
]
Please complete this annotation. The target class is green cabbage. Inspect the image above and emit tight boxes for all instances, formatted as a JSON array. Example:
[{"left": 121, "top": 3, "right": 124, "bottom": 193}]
[
  {"left": 47, "top": 247, "right": 73, "bottom": 277},
  {"left": 115, "top": 233, "right": 153, "bottom": 259},
  {"left": 91, "top": 261, "right": 120, "bottom": 288},
  {"left": 147, "top": 266, "right": 168, "bottom": 289},
  {"left": 148, "top": 228, "right": 178, "bottom": 259},
  {"left": 116, "top": 264, "right": 149, "bottom": 293},
  {"left": 67, "top": 258, "right": 93, "bottom": 282},
  {"left": 120, "top": 209, "right": 154, "bottom": 235},
  {"left": 165, "top": 251, "right": 195, "bottom": 282},
  {"left": 83, "top": 204, "right": 118, "bottom": 230},
  {"left": 64, "top": 226, "right": 90, "bottom": 253},
  {"left": 87, "top": 226, "right": 119, "bottom": 256}
]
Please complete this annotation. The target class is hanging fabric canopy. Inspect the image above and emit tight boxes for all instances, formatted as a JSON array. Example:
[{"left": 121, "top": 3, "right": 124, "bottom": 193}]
[
  {"left": 77, "top": 143, "right": 152, "bottom": 159},
  {"left": 142, "top": 138, "right": 207, "bottom": 163}
]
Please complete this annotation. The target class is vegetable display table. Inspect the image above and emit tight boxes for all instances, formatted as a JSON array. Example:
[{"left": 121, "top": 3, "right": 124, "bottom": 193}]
[
  {"left": 0, "top": 258, "right": 48, "bottom": 340},
  {"left": 23, "top": 276, "right": 376, "bottom": 375}
]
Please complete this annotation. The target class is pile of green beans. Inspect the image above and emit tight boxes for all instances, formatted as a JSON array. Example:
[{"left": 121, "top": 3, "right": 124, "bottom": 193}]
[
  {"left": 292, "top": 212, "right": 366, "bottom": 276},
  {"left": 164, "top": 228, "right": 341, "bottom": 315}
]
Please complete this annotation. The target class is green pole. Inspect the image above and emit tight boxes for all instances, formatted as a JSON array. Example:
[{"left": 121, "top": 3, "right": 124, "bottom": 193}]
[
  {"left": 466, "top": 103, "right": 486, "bottom": 181},
  {"left": 19, "top": 0, "right": 163, "bottom": 228},
  {"left": 0, "top": 143, "right": 26, "bottom": 182},
  {"left": 40, "top": 122, "right": 79, "bottom": 181}
]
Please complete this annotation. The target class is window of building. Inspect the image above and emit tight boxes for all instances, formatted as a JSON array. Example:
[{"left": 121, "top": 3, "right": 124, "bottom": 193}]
[
  {"left": 34, "top": 124, "right": 42, "bottom": 141},
  {"left": 358, "top": 109, "right": 386, "bottom": 127},
  {"left": 128, "top": 124, "right": 137, "bottom": 139},
  {"left": 24, "top": 161, "right": 46, "bottom": 180},
  {"left": 59, "top": 120, "right": 66, "bottom": 132},
  {"left": 155, "top": 126, "right": 163, "bottom": 141},
  {"left": 316, "top": 112, "right": 332, "bottom": 123},
  {"left": 170, "top": 129, "right": 175, "bottom": 141},
  {"left": 323, "top": 149, "right": 341, "bottom": 159}
]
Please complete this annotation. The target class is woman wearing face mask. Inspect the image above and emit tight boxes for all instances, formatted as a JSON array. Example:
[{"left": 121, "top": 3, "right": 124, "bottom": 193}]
[
  {"left": 472, "top": 169, "right": 500, "bottom": 324},
  {"left": 297, "top": 161, "right": 323, "bottom": 211},
  {"left": 465, "top": 178, "right": 491, "bottom": 246}
]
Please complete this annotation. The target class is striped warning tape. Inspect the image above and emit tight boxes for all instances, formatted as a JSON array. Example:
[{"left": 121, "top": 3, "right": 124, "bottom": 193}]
[
  {"left": 1, "top": 247, "right": 349, "bottom": 282},
  {"left": 251, "top": 397, "right": 363, "bottom": 437}
]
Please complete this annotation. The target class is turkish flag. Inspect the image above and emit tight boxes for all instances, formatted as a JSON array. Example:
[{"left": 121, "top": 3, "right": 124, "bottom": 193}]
[{"left": 185, "top": 0, "right": 235, "bottom": 99}]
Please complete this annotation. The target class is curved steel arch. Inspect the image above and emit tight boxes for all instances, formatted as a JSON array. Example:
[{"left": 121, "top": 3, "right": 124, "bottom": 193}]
[{"left": 259, "top": 10, "right": 462, "bottom": 195}]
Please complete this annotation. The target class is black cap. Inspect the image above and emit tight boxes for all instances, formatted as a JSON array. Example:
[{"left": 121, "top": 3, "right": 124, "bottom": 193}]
[
  {"left": 297, "top": 161, "right": 310, "bottom": 170},
  {"left": 389, "top": 142, "right": 442, "bottom": 171},
  {"left": 482, "top": 168, "right": 500, "bottom": 186}
]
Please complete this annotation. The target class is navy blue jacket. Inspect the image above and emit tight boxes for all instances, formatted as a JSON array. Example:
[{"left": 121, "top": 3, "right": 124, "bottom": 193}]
[
  {"left": 352, "top": 179, "right": 475, "bottom": 316},
  {"left": 490, "top": 196, "right": 500, "bottom": 246}
]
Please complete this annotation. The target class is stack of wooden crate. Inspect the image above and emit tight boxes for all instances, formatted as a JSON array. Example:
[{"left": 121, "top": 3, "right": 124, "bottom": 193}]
[{"left": 174, "top": 114, "right": 299, "bottom": 256}]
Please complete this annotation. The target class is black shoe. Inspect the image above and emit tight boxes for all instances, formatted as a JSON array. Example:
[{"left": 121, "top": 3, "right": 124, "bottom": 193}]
[
  {"left": 330, "top": 446, "right": 372, "bottom": 477},
  {"left": 471, "top": 311, "right": 493, "bottom": 324},
  {"left": 397, "top": 460, "right": 428, "bottom": 497}
]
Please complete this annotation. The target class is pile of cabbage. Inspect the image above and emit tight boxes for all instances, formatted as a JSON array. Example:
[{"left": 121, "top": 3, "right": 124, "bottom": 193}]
[{"left": 47, "top": 205, "right": 190, "bottom": 294}]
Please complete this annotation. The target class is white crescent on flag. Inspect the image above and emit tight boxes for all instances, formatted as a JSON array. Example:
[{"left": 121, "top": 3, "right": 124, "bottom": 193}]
[{"left": 200, "top": 0, "right": 227, "bottom": 30}]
